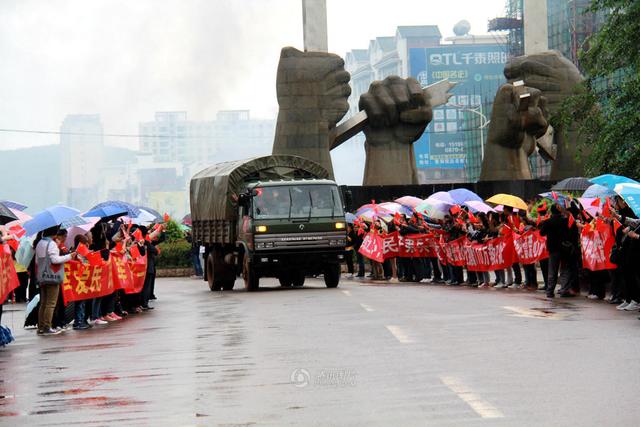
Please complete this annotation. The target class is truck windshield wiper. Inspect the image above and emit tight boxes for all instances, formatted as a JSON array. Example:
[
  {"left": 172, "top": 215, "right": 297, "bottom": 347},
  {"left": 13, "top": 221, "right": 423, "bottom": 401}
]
[
  {"left": 287, "top": 188, "right": 293, "bottom": 221},
  {"left": 307, "top": 190, "right": 313, "bottom": 223}
]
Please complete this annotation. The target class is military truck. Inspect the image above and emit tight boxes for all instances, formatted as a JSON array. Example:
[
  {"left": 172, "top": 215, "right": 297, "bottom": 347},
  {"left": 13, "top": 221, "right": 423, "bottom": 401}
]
[{"left": 190, "top": 155, "right": 347, "bottom": 292}]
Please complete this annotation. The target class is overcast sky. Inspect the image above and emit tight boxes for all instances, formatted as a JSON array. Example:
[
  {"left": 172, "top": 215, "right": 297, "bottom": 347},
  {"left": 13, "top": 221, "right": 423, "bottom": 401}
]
[{"left": 0, "top": 0, "right": 506, "bottom": 150}]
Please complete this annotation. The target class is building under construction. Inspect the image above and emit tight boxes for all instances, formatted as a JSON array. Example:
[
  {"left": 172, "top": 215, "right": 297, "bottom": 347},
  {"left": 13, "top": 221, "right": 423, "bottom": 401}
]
[
  {"left": 489, "top": 0, "right": 600, "bottom": 72},
  {"left": 547, "top": 0, "right": 599, "bottom": 72},
  {"left": 488, "top": 0, "right": 524, "bottom": 58}
]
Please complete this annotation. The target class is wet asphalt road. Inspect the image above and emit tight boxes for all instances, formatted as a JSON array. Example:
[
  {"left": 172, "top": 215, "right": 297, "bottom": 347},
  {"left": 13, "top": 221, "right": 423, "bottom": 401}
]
[{"left": 1, "top": 276, "right": 640, "bottom": 426}]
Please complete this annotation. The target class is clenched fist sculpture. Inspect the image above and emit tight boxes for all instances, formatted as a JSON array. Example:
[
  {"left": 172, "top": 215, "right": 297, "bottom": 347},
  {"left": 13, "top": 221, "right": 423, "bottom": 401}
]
[
  {"left": 272, "top": 47, "right": 351, "bottom": 179},
  {"left": 359, "top": 76, "right": 432, "bottom": 185},
  {"left": 480, "top": 84, "right": 549, "bottom": 180},
  {"left": 505, "top": 51, "right": 584, "bottom": 179},
  {"left": 480, "top": 50, "right": 584, "bottom": 181}
]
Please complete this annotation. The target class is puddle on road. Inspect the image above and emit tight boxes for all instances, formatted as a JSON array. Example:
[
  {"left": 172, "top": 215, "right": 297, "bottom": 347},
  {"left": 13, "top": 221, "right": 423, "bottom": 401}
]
[
  {"left": 503, "top": 303, "right": 582, "bottom": 320},
  {"left": 30, "top": 396, "right": 147, "bottom": 416},
  {"left": 40, "top": 342, "right": 130, "bottom": 355},
  {"left": 42, "top": 375, "right": 120, "bottom": 388}
]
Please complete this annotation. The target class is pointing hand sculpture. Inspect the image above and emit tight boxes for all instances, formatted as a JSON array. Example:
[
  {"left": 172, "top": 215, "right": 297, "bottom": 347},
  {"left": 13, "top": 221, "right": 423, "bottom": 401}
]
[
  {"left": 480, "top": 50, "right": 584, "bottom": 181},
  {"left": 359, "top": 76, "right": 433, "bottom": 185},
  {"left": 272, "top": 47, "right": 351, "bottom": 179}
]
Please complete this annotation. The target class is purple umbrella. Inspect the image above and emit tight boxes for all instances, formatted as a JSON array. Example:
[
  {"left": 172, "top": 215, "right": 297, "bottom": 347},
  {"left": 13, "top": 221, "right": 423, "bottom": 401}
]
[
  {"left": 448, "top": 188, "right": 483, "bottom": 204},
  {"left": 427, "top": 191, "right": 456, "bottom": 205},
  {"left": 394, "top": 196, "right": 423, "bottom": 209},
  {"left": 464, "top": 200, "right": 495, "bottom": 214},
  {"left": 379, "top": 202, "right": 413, "bottom": 217}
]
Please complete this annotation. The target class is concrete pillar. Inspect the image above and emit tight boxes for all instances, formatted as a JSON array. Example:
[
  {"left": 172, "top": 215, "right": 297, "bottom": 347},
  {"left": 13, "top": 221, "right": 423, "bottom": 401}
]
[
  {"left": 523, "top": 0, "right": 549, "bottom": 54},
  {"left": 302, "top": 0, "right": 328, "bottom": 52}
]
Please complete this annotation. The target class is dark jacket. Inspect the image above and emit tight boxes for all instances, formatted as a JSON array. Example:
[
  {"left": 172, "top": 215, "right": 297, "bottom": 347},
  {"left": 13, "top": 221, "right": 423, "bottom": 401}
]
[{"left": 540, "top": 214, "right": 569, "bottom": 253}]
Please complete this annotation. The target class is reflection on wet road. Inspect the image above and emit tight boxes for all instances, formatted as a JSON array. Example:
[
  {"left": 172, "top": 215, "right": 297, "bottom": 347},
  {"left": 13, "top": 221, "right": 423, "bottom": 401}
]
[{"left": 2, "top": 277, "right": 640, "bottom": 426}]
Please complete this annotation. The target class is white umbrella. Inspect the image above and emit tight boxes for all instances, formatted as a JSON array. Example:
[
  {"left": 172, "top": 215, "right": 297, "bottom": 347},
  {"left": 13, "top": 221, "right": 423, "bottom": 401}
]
[{"left": 121, "top": 209, "right": 157, "bottom": 225}]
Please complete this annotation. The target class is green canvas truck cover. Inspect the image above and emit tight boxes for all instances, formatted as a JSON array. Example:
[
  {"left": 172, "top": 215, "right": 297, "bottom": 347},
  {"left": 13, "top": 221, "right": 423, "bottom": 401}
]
[{"left": 190, "top": 155, "right": 329, "bottom": 222}]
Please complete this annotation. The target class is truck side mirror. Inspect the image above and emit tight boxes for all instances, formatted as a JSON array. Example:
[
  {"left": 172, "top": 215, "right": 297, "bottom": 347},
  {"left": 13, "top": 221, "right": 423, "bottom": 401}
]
[
  {"left": 342, "top": 188, "right": 353, "bottom": 211},
  {"left": 238, "top": 193, "right": 250, "bottom": 208}
]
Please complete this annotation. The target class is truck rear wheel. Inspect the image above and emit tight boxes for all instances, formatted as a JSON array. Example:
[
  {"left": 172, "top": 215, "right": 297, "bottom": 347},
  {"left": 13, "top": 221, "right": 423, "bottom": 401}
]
[
  {"left": 324, "top": 263, "right": 340, "bottom": 288},
  {"left": 243, "top": 256, "right": 259, "bottom": 292},
  {"left": 208, "top": 249, "right": 236, "bottom": 291},
  {"left": 207, "top": 253, "right": 222, "bottom": 291}
]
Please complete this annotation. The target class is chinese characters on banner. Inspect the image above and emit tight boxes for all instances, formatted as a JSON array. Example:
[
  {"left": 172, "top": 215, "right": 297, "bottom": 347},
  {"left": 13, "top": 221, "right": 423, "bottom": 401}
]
[
  {"left": 358, "top": 233, "right": 384, "bottom": 263},
  {"left": 61, "top": 254, "right": 147, "bottom": 304},
  {"left": 357, "top": 228, "right": 612, "bottom": 273},
  {"left": 513, "top": 230, "right": 549, "bottom": 264},
  {"left": 581, "top": 221, "right": 617, "bottom": 271},
  {"left": 0, "top": 244, "right": 20, "bottom": 304}
]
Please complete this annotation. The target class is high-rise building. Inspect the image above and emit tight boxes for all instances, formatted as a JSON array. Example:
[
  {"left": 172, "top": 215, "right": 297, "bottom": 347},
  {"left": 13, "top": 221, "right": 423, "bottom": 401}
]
[
  {"left": 60, "top": 114, "right": 104, "bottom": 209},
  {"left": 343, "top": 25, "right": 507, "bottom": 184},
  {"left": 547, "top": 0, "right": 601, "bottom": 72},
  {"left": 139, "top": 110, "right": 275, "bottom": 167}
]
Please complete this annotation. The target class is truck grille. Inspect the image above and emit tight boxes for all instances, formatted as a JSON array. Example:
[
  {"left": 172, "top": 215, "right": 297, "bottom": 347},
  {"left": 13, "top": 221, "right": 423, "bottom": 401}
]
[{"left": 254, "top": 231, "right": 346, "bottom": 251}]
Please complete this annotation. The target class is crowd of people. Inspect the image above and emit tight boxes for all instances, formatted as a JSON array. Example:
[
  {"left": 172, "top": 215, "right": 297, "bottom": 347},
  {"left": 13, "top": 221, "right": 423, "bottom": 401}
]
[
  {"left": 344, "top": 195, "right": 640, "bottom": 319},
  {"left": 0, "top": 217, "right": 165, "bottom": 338}
]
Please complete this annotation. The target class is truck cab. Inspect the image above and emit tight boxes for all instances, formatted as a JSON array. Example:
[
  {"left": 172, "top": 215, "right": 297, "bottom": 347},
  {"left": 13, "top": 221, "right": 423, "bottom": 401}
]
[{"left": 238, "top": 180, "right": 346, "bottom": 289}]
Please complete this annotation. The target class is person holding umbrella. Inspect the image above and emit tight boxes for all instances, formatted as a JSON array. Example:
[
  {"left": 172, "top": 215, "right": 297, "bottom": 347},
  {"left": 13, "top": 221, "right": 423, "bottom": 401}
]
[{"left": 35, "top": 227, "right": 77, "bottom": 335}]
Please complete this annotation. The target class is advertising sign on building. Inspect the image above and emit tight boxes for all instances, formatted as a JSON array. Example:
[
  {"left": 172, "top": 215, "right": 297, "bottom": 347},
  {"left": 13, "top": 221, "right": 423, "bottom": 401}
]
[{"left": 409, "top": 45, "right": 507, "bottom": 182}]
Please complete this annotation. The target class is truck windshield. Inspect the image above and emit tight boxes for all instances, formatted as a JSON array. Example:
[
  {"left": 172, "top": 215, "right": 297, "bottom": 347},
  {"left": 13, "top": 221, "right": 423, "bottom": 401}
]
[{"left": 253, "top": 185, "right": 344, "bottom": 220}]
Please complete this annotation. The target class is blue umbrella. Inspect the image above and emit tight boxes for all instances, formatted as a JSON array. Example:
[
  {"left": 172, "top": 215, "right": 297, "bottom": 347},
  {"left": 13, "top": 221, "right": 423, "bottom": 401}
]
[
  {"left": 538, "top": 192, "right": 569, "bottom": 205},
  {"left": 582, "top": 184, "right": 616, "bottom": 199},
  {"left": 88, "top": 201, "right": 140, "bottom": 218},
  {"left": 614, "top": 183, "right": 640, "bottom": 217},
  {"left": 23, "top": 205, "right": 81, "bottom": 236},
  {"left": 590, "top": 174, "right": 639, "bottom": 190},
  {"left": 83, "top": 205, "right": 128, "bottom": 220},
  {"left": 345, "top": 213, "right": 357, "bottom": 224},
  {"left": 1, "top": 200, "right": 27, "bottom": 211},
  {"left": 448, "top": 188, "right": 483, "bottom": 204}
]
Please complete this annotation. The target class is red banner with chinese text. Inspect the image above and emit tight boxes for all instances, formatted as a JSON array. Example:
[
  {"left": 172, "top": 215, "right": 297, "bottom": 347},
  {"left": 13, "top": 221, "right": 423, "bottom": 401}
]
[
  {"left": 513, "top": 230, "right": 549, "bottom": 264},
  {"left": 126, "top": 256, "right": 148, "bottom": 294},
  {"left": 581, "top": 221, "right": 617, "bottom": 271},
  {"left": 61, "top": 254, "right": 148, "bottom": 304},
  {"left": 461, "top": 236, "right": 516, "bottom": 272},
  {"left": 0, "top": 244, "right": 20, "bottom": 304},
  {"left": 358, "top": 232, "right": 384, "bottom": 263}
]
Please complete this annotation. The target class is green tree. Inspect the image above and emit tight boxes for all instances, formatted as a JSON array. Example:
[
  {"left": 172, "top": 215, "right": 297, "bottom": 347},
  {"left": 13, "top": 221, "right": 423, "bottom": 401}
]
[
  {"left": 163, "top": 219, "right": 185, "bottom": 243},
  {"left": 556, "top": 0, "right": 640, "bottom": 178}
]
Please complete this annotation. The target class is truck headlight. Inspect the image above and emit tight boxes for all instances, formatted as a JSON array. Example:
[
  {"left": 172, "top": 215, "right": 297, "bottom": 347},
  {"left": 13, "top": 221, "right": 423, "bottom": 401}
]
[
  {"left": 255, "top": 225, "right": 267, "bottom": 233},
  {"left": 335, "top": 222, "right": 346, "bottom": 229}
]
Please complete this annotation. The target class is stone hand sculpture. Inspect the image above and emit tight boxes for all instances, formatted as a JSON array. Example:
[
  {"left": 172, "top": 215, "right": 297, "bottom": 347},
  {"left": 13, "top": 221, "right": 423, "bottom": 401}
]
[
  {"left": 359, "top": 76, "right": 432, "bottom": 185},
  {"left": 480, "top": 50, "right": 584, "bottom": 181},
  {"left": 480, "top": 84, "right": 549, "bottom": 180},
  {"left": 505, "top": 51, "right": 584, "bottom": 179},
  {"left": 272, "top": 47, "right": 351, "bottom": 179}
]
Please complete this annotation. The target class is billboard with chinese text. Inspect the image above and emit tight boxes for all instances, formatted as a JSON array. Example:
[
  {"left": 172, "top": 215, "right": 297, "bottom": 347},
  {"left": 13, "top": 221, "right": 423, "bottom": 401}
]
[{"left": 409, "top": 44, "right": 507, "bottom": 182}]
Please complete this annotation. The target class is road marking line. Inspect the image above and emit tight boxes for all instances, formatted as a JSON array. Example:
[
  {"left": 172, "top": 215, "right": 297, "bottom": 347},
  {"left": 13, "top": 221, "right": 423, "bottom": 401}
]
[
  {"left": 386, "top": 325, "right": 414, "bottom": 343},
  {"left": 359, "top": 303, "right": 374, "bottom": 312},
  {"left": 341, "top": 290, "right": 352, "bottom": 296},
  {"left": 440, "top": 376, "right": 504, "bottom": 419}
]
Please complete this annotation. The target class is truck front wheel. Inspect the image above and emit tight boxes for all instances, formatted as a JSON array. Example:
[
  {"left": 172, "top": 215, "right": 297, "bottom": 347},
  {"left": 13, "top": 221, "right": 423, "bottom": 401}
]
[
  {"left": 323, "top": 263, "right": 340, "bottom": 288},
  {"left": 279, "top": 271, "right": 293, "bottom": 287},
  {"left": 243, "top": 256, "right": 259, "bottom": 292},
  {"left": 292, "top": 270, "right": 305, "bottom": 287}
]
